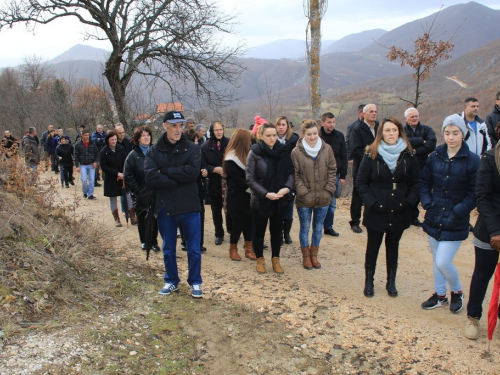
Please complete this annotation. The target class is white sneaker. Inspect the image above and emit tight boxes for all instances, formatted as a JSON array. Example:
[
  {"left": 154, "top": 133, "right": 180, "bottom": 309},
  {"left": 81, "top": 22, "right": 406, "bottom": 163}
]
[{"left": 465, "top": 317, "right": 479, "bottom": 340}]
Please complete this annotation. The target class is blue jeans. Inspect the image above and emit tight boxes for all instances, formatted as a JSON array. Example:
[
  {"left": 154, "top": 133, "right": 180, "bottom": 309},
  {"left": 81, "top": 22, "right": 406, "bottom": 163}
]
[
  {"left": 156, "top": 208, "right": 202, "bottom": 286},
  {"left": 297, "top": 206, "right": 329, "bottom": 248},
  {"left": 428, "top": 236, "right": 462, "bottom": 295},
  {"left": 323, "top": 175, "right": 340, "bottom": 230},
  {"left": 80, "top": 164, "right": 95, "bottom": 196}
]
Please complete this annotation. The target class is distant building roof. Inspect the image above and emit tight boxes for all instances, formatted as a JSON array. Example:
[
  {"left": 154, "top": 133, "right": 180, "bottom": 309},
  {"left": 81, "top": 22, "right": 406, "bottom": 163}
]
[
  {"left": 135, "top": 114, "right": 155, "bottom": 122},
  {"left": 156, "top": 102, "right": 184, "bottom": 113}
]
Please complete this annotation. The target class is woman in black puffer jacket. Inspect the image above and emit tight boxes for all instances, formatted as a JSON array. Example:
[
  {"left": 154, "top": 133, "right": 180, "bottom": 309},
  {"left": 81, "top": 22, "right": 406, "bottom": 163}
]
[
  {"left": 124, "top": 126, "right": 160, "bottom": 252},
  {"left": 356, "top": 117, "right": 419, "bottom": 298}
]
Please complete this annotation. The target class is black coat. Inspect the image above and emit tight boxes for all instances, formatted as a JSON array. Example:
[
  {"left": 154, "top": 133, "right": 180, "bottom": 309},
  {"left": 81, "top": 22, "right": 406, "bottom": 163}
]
[
  {"left": 100, "top": 144, "right": 128, "bottom": 197},
  {"left": 419, "top": 142, "right": 480, "bottom": 241},
  {"left": 201, "top": 136, "right": 229, "bottom": 196},
  {"left": 356, "top": 150, "right": 420, "bottom": 232},
  {"left": 404, "top": 123, "right": 437, "bottom": 170},
  {"left": 55, "top": 143, "right": 74, "bottom": 167},
  {"left": 473, "top": 149, "right": 500, "bottom": 244},
  {"left": 346, "top": 118, "right": 361, "bottom": 161},
  {"left": 225, "top": 158, "right": 251, "bottom": 218},
  {"left": 320, "top": 127, "right": 348, "bottom": 179},
  {"left": 485, "top": 104, "right": 500, "bottom": 147},
  {"left": 144, "top": 133, "right": 201, "bottom": 217},
  {"left": 124, "top": 146, "right": 151, "bottom": 211},
  {"left": 118, "top": 137, "right": 133, "bottom": 155}
]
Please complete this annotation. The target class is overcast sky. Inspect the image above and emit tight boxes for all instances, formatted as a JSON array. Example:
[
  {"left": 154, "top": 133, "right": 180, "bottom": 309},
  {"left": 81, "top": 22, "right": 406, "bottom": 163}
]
[{"left": 0, "top": 0, "right": 499, "bottom": 67}]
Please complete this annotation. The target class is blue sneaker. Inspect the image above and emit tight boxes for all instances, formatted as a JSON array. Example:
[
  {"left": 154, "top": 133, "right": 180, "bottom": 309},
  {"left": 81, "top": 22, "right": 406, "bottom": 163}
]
[
  {"left": 191, "top": 284, "right": 203, "bottom": 298},
  {"left": 159, "top": 283, "right": 178, "bottom": 295}
]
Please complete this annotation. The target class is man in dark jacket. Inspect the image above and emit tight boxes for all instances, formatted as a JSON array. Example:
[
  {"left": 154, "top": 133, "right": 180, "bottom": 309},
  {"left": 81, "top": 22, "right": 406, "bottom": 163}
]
[
  {"left": 41, "top": 124, "right": 54, "bottom": 168},
  {"left": 485, "top": 91, "right": 500, "bottom": 147},
  {"left": 115, "top": 124, "right": 133, "bottom": 155},
  {"left": 320, "top": 112, "right": 347, "bottom": 237},
  {"left": 2, "top": 130, "right": 19, "bottom": 158},
  {"left": 348, "top": 104, "right": 379, "bottom": 233},
  {"left": 144, "top": 111, "right": 203, "bottom": 298},
  {"left": 23, "top": 127, "right": 39, "bottom": 169},
  {"left": 91, "top": 124, "right": 106, "bottom": 185},
  {"left": 74, "top": 130, "right": 99, "bottom": 200},
  {"left": 404, "top": 107, "right": 437, "bottom": 226},
  {"left": 345, "top": 104, "right": 365, "bottom": 163}
]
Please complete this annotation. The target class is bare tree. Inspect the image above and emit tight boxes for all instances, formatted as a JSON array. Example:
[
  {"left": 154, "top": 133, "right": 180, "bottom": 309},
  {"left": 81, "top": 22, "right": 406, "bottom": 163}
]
[
  {"left": 257, "top": 75, "right": 283, "bottom": 121},
  {"left": 304, "top": 0, "right": 328, "bottom": 120},
  {"left": 18, "top": 55, "right": 54, "bottom": 92},
  {"left": 0, "top": 0, "right": 244, "bottom": 128},
  {"left": 387, "top": 11, "right": 454, "bottom": 108}
]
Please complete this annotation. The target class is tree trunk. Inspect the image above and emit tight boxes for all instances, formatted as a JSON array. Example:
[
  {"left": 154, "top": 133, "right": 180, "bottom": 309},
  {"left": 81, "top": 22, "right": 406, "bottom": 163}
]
[
  {"left": 308, "top": 0, "right": 322, "bottom": 121},
  {"left": 104, "top": 53, "right": 129, "bottom": 128}
]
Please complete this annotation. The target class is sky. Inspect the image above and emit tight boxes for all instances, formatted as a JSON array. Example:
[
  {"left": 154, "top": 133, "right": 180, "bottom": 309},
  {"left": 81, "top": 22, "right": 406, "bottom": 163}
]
[{"left": 0, "top": 0, "right": 499, "bottom": 67}]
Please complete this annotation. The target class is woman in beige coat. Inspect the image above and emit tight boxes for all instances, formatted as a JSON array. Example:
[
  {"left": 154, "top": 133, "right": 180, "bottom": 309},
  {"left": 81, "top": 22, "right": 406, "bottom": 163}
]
[{"left": 291, "top": 119, "right": 337, "bottom": 270}]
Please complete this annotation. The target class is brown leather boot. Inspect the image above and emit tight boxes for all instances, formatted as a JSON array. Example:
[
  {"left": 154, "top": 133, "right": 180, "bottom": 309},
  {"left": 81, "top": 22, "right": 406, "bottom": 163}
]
[
  {"left": 301, "top": 246, "right": 313, "bottom": 270},
  {"left": 229, "top": 243, "right": 241, "bottom": 261},
  {"left": 112, "top": 209, "right": 122, "bottom": 227},
  {"left": 310, "top": 245, "right": 321, "bottom": 269},
  {"left": 272, "top": 257, "right": 284, "bottom": 274},
  {"left": 256, "top": 257, "right": 266, "bottom": 274},
  {"left": 128, "top": 208, "right": 138, "bottom": 225},
  {"left": 244, "top": 241, "right": 256, "bottom": 260}
]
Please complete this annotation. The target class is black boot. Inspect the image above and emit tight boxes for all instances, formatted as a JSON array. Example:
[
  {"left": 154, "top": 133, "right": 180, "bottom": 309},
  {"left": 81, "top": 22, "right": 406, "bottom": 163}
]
[
  {"left": 386, "top": 263, "right": 398, "bottom": 297},
  {"left": 283, "top": 219, "right": 293, "bottom": 244},
  {"left": 364, "top": 264, "right": 375, "bottom": 297}
]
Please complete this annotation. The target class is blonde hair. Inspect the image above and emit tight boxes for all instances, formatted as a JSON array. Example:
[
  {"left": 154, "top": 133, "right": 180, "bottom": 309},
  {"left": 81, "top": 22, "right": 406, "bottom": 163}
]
[{"left": 300, "top": 119, "right": 320, "bottom": 134}]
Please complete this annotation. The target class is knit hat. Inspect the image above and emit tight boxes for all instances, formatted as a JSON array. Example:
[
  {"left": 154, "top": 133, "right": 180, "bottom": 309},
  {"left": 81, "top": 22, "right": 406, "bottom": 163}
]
[
  {"left": 442, "top": 114, "right": 467, "bottom": 137},
  {"left": 252, "top": 116, "right": 268, "bottom": 135}
]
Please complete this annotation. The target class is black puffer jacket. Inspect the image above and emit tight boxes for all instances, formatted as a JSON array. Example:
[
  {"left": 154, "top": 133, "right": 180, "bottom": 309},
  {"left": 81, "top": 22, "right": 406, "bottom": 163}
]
[
  {"left": 100, "top": 144, "right": 128, "bottom": 197},
  {"left": 356, "top": 150, "right": 420, "bottom": 232},
  {"left": 224, "top": 153, "right": 251, "bottom": 218},
  {"left": 55, "top": 143, "right": 74, "bottom": 167},
  {"left": 404, "top": 123, "right": 437, "bottom": 170},
  {"left": 124, "top": 146, "right": 152, "bottom": 211},
  {"left": 200, "top": 126, "right": 229, "bottom": 196},
  {"left": 473, "top": 148, "right": 500, "bottom": 244},
  {"left": 485, "top": 104, "right": 500, "bottom": 147},
  {"left": 144, "top": 133, "right": 201, "bottom": 217}
]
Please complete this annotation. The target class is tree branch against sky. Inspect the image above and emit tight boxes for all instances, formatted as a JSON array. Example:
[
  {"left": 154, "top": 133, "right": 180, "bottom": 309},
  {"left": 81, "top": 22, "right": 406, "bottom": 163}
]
[{"left": 0, "top": 0, "right": 244, "bottom": 127}]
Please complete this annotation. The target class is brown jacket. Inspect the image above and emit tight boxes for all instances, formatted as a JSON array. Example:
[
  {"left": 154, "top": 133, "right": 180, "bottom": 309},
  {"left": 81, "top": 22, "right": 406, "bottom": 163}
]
[{"left": 291, "top": 138, "right": 337, "bottom": 208}]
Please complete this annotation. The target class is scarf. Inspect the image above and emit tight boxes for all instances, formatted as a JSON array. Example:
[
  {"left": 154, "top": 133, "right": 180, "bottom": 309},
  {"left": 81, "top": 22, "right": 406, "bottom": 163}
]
[
  {"left": 251, "top": 140, "right": 293, "bottom": 217},
  {"left": 302, "top": 137, "right": 322, "bottom": 159},
  {"left": 377, "top": 138, "right": 407, "bottom": 172},
  {"left": 139, "top": 144, "right": 150, "bottom": 155},
  {"left": 277, "top": 135, "right": 287, "bottom": 145}
]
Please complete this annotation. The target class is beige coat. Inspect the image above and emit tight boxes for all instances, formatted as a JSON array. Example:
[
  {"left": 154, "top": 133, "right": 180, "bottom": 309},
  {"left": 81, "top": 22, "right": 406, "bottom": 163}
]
[{"left": 291, "top": 138, "right": 337, "bottom": 208}]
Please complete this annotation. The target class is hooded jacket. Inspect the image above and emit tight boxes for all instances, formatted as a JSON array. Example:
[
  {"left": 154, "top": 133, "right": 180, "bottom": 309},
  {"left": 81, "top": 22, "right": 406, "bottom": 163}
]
[{"left": 291, "top": 138, "right": 337, "bottom": 208}]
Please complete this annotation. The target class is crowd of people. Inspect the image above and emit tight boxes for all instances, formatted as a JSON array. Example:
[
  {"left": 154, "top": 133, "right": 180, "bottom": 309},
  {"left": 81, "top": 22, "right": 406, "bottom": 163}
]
[{"left": 3, "top": 92, "right": 500, "bottom": 341}]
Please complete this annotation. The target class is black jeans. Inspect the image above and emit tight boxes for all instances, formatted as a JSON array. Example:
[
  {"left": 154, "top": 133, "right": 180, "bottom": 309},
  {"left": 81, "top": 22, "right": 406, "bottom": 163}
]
[
  {"left": 365, "top": 228, "right": 404, "bottom": 267},
  {"left": 137, "top": 207, "right": 158, "bottom": 246},
  {"left": 230, "top": 214, "right": 252, "bottom": 244},
  {"left": 252, "top": 208, "right": 285, "bottom": 258},
  {"left": 350, "top": 162, "right": 362, "bottom": 226},
  {"left": 467, "top": 246, "right": 499, "bottom": 319},
  {"left": 209, "top": 194, "right": 224, "bottom": 237}
]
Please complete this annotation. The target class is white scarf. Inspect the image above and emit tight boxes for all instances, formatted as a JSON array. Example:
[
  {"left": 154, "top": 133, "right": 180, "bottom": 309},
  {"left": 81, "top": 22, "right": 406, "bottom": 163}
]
[
  {"left": 277, "top": 135, "right": 287, "bottom": 145},
  {"left": 302, "top": 137, "right": 322, "bottom": 158},
  {"left": 224, "top": 150, "right": 245, "bottom": 170}
]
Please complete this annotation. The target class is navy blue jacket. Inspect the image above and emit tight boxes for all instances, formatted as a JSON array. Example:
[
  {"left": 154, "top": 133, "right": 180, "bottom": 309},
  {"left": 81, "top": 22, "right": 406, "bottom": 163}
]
[
  {"left": 420, "top": 142, "right": 480, "bottom": 241},
  {"left": 144, "top": 133, "right": 201, "bottom": 217}
]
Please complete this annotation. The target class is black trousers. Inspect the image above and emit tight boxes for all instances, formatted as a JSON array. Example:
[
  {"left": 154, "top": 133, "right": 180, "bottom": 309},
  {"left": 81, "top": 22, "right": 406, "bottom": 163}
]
[
  {"left": 365, "top": 228, "right": 404, "bottom": 267},
  {"left": 467, "top": 246, "right": 499, "bottom": 319},
  {"left": 252, "top": 208, "right": 285, "bottom": 258},
  {"left": 209, "top": 194, "right": 225, "bottom": 237},
  {"left": 137, "top": 207, "right": 158, "bottom": 246},
  {"left": 350, "top": 161, "right": 362, "bottom": 226},
  {"left": 230, "top": 214, "right": 252, "bottom": 244}
]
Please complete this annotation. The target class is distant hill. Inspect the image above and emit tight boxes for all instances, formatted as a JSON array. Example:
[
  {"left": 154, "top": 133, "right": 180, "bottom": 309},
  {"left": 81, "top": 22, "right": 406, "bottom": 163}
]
[
  {"left": 362, "top": 1, "right": 500, "bottom": 59},
  {"left": 49, "top": 44, "right": 109, "bottom": 64},
  {"left": 243, "top": 39, "right": 336, "bottom": 60},
  {"left": 323, "top": 29, "right": 387, "bottom": 54}
]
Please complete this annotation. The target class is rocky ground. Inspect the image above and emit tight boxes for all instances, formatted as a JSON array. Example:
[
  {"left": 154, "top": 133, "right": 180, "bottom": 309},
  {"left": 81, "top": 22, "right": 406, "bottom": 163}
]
[{"left": 1, "top": 170, "right": 499, "bottom": 374}]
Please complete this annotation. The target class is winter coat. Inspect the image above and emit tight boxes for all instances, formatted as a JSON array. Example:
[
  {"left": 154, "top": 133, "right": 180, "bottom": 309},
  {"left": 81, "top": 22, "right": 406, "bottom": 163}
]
[
  {"left": 224, "top": 154, "right": 251, "bottom": 218},
  {"left": 46, "top": 135, "right": 57, "bottom": 154},
  {"left": 124, "top": 146, "right": 152, "bottom": 211},
  {"left": 91, "top": 131, "right": 106, "bottom": 150},
  {"left": 245, "top": 148, "right": 294, "bottom": 211},
  {"left": 485, "top": 104, "right": 500, "bottom": 147},
  {"left": 55, "top": 143, "right": 74, "bottom": 167},
  {"left": 23, "top": 135, "right": 39, "bottom": 166},
  {"left": 473, "top": 149, "right": 500, "bottom": 244},
  {"left": 320, "top": 127, "right": 348, "bottom": 179},
  {"left": 291, "top": 138, "right": 337, "bottom": 208},
  {"left": 356, "top": 150, "right": 420, "bottom": 232},
  {"left": 100, "top": 144, "right": 128, "bottom": 197},
  {"left": 460, "top": 112, "right": 492, "bottom": 156},
  {"left": 350, "top": 121, "right": 379, "bottom": 181},
  {"left": 346, "top": 118, "right": 361, "bottom": 160},
  {"left": 201, "top": 135, "right": 229, "bottom": 196},
  {"left": 118, "top": 137, "right": 133, "bottom": 155},
  {"left": 74, "top": 140, "right": 99, "bottom": 167},
  {"left": 404, "top": 123, "right": 437, "bottom": 170},
  {"left": 420, "top": 142, "right": 480, "bottom": 241},
  {"left": 282, "top": 132, "right": 299, "bottom": 157},
  {"left": 144, "top": 133, "right": 201, "bottom": 217}
]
